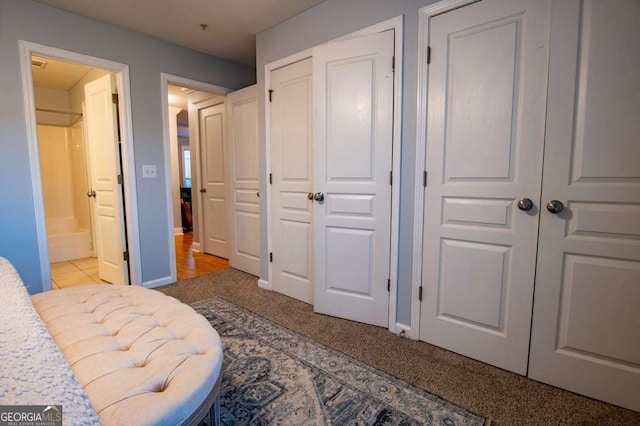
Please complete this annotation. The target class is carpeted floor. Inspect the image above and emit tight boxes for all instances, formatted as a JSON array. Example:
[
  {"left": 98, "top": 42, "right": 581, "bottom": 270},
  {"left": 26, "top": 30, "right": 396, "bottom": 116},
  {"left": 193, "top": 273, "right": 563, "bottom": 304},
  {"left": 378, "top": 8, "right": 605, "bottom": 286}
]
[{"left": 157, "top": 269, "right": 640, "bottom": 425}]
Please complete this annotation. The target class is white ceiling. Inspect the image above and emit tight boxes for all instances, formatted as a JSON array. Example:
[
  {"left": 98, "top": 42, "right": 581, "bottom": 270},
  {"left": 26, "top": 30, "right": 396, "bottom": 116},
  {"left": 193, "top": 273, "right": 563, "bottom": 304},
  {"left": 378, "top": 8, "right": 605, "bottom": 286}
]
[
  {"left": 31, "top": 55, "right": 93, "bottom": 90},
  {"left": 33, "top": 0, "right": 326, "bottom": 68}
]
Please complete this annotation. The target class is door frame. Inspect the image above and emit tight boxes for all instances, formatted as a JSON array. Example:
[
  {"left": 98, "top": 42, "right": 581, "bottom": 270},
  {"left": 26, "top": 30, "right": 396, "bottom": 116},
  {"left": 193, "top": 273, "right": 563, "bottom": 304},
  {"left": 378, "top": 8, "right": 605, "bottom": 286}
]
[
  {"left": 160, "top": 73, "right": 231, "bottom": 284},
  {"left": 19, "top": 40, "right": 141, "bottom": 290},
  {"left": 263, "top": 15, "right": 404, "bottom": 333},
  {"left": 411, "top": 0, "right": 483, "bottom": 339}
]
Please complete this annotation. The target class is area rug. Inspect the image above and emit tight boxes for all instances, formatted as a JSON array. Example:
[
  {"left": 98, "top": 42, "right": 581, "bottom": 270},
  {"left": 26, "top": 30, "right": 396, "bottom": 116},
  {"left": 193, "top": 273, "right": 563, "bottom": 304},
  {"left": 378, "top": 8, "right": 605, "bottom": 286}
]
[{"left": 191, "top": 297, "right": 487, "bottom": 425}]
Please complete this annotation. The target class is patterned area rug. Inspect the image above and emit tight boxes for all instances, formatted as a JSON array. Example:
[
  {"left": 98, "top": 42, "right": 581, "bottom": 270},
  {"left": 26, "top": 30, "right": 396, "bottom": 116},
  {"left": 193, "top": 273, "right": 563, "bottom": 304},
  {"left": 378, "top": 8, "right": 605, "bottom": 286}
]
[{"left": 191, "top": 298, "right": 486, "bottom": 425}]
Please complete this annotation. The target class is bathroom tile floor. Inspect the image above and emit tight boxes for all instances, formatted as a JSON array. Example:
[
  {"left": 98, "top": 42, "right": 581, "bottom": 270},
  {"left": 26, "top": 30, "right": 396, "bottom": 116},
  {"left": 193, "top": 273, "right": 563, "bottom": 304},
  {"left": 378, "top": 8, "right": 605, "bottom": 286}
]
[{"left": 51, "top": 257, "right": 111, "bottom": 289}]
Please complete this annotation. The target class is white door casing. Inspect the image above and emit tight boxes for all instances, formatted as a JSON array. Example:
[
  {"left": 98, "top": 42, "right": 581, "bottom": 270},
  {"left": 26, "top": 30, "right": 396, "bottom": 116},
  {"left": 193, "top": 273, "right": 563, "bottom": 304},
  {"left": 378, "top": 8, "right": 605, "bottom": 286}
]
[
  {"left": 199, "top": 103, "right": 229, "bottom": 258},
  {"left": 270, "top": 58, "right": 314, "bottom": 304},
  {"left": 313, "top": 30, "right": 394, "bottom": 327},
  {"left": 84, "top": 74, "right": 128, "bottom": 285},
  {"left": 419, "top": 0, "right": 550, "bottom": 374},
  {"left": 528, "top": 0, "right": 640, "bottom": 411},
  {"left": 226, "top": 85, "right": 260, "bottom": 275}
]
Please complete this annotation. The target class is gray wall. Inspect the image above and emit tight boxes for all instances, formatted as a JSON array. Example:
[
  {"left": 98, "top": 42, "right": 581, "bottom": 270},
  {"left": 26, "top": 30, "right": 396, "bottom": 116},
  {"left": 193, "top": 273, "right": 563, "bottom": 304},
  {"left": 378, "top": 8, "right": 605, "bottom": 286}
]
[
  {"left": 0, "top": 0, "right": 255, "bottom": 293},
  {"left": 256, "top": 0, "right": 438, "bottom": 326}
]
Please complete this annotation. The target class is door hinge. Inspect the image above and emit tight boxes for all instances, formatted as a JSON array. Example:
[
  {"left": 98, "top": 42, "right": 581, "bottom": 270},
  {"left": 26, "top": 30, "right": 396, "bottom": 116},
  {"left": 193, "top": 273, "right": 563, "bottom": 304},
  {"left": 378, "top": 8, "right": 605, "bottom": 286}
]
[
  {"left": 112, "top": 93, "right": 119, "bottom": 104},
  {"left": 423, "top": 170, "right": 428, "bottom": 187},
  {"left": 418, "top": 286, "right": 423, "bottom": 301},
  {"left": 268, "top": 89, "right": 274, "bottom": 103},
  {"left": 117, "top": 174, "right": 123, "bottom": 185},
  {"left": 269, "top": 252, "right": 273, "bottom": 262},
  {"left": 269, "top": 173, "right": 273, "bottom": 184},
  {"left": 123, "top": 251, "right": 129, "bottom": 261},
  {"left": 390, "top": 171, "right": 393, "bottom": 186},
  {"left": 392, "top": 55, "right": 395, "bottom": 72},
  {"left": 387, "top": 278, "right": 391, "bottom": 292},
  {"left": 426, "top": 46, "right": 431, "bottom": 65}
]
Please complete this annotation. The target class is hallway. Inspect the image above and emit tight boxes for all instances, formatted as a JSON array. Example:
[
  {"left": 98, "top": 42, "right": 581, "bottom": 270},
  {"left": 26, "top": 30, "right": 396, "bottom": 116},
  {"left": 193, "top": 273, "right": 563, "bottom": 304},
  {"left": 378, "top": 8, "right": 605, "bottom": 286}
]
[{"left": 50, "top": 231, "right": 229, "bottom": 288}]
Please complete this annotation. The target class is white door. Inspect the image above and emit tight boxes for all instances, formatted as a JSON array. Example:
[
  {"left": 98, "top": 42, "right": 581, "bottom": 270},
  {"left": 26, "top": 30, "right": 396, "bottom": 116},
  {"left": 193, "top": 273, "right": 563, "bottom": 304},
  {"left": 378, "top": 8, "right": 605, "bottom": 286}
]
[
  {"left": 84, "top": 74, "right": 128, "bottom": 285},
  {"left": 199, "top": 103, "right": 229, "bottom": 258},
  {"left": 226, "top": 85, "right": 260, "bottom": 276},
  {"left": 529, "top": 0, "right": 640, "bottom": 411},
  {"left": 313, "top": 31, "right": 394, "bottom": 327},
  {"left": 270, "top": 58, "right": 314, "bottom": 303},
  {"left": 419, "top": 0, "right": 550, "bottom": 374}
]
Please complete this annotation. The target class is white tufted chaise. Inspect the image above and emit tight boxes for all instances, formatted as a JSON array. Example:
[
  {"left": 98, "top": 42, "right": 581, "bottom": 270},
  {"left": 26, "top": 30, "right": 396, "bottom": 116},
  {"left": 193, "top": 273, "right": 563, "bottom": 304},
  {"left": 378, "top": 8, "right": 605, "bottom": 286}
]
[{"left": 31, "top": 284, "right": 223, "bottom": 425}]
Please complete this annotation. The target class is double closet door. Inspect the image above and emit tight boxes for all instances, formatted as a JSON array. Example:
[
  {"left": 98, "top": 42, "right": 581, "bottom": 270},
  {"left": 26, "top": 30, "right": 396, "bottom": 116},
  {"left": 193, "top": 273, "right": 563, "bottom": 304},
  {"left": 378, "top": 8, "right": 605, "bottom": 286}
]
[
  {"left": 270, "top": 30, "right": 395, "bottom": 328},
  {"left": 420, "top": 0, "right": 639, "bottom": 411}
]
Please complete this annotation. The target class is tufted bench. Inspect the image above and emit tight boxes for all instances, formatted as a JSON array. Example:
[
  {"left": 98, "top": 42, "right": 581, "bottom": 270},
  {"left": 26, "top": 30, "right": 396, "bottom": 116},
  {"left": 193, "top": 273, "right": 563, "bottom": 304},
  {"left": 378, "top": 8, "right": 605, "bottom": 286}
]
[{"left": 31, "top": 284, "right": 223, "bottom": 426}]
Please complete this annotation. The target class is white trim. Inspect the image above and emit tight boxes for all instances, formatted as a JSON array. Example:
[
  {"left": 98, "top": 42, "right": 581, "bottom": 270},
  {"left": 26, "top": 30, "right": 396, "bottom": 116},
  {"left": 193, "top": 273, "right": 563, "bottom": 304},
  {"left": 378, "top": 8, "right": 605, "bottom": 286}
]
[
  {"left": 142, "top": 275, "right": 175, "bottom": 289},
  {"left": 191, "top": 242, "right": 201, "bottom": 253},
  {"left": 258, "top": 279, "right": 272, "bottom": 291},
  {"left": 19, "top": 40, "right": 142, "bottom": 289},
  {"left": 411, "top": 0, "right": 479, "bottom": 340},
  {"left": 333, "top": 16, "right": 403, "bottom": 43},
  {"left": 160, "top": 73, "right": 231, "bottom": 283},
  {"left": 263, "top": 16, "right": 404, "bottom": 333},
  {"left": 19, "top": 42, "right": 50, "bottom": 290},
  {"left": 395, "top": 322, "right": 411, "bottom": 337}
]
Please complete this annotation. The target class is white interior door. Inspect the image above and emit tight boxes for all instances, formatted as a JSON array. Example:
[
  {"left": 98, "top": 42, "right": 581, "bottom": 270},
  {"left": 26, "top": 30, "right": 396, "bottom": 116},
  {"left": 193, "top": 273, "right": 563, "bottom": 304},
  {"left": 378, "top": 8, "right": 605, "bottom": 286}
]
[
  {"left": 313, "top": 31, "right": 394, "bottom": 327},
  {"left": 529, "top": 0, "right": 640, "bottom": 411},
  {"left": 226, "top": 85, "right": 260, "bottom": 275},
  {"left": 84, "top": 74, "right": 127, "bottom": 285},
  {"left": 199, "top": 103, "right": 229, "bottom": 258},
  {"left": 419, "top": 0, "right": 550, "bottom": 374},
  {"left": 270, "top": 58, "right": 314, "bottom": 304}
]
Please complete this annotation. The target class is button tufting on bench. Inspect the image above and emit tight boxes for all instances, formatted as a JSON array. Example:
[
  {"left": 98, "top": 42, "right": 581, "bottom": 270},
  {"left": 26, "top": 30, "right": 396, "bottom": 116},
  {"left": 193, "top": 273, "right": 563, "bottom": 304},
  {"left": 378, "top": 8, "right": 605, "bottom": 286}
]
[{"left": 32, "top": 284, "right": 223, "bottom": 426}]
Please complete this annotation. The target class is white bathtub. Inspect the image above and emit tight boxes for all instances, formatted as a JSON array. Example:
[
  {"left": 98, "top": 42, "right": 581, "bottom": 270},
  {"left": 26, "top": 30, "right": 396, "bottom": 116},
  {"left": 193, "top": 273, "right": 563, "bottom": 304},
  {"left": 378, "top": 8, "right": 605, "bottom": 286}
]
[{"left": 47, "top": 218, "right": 93, "bottom": 263}]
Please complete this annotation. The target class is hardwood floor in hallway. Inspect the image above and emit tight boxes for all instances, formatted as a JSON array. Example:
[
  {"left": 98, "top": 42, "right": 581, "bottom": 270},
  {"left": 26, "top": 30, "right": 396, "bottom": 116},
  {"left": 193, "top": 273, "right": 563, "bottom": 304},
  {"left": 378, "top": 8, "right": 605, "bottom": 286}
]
[
  {"left": 49, "top": 232, "right": 228, "bottom": 289},
  {"left": 175, "top": 232, "right": 229, "bottom": 281}
]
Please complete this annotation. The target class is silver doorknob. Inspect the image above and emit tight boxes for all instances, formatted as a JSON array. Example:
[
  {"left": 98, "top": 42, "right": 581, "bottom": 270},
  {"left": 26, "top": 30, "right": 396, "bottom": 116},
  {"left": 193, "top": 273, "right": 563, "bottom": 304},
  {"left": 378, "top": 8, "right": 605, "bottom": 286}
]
[
  {"left": 546, "top": 200, "right": 564, "bottom": 214},
  {"left": 517, "top": 198, "right": 533, "bottom": 211},
  {"left": 86, "top": 190, "right": 96, "bottom": 198},
  {"left": 313, "top": 192, "right": 324, "bottom": 202},
  {"left": 307, "top": 192, "right": 314, "bottom": 200},
  {"left": 199, "top": 187, "right": 207, "bottom": 193}
]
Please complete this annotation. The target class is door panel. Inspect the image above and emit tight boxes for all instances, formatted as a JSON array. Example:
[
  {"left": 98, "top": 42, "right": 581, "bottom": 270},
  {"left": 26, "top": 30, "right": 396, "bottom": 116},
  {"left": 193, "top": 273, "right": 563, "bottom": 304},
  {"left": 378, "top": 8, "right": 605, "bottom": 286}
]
[
  {"left": 313, "top": 31, "right": 394, "bottom": 327},
  {"left": 271, "top": 59, "right": 314, "bottom": 303},
  {"left": 84, "top": 74, "right": 127, "bottom": 285},
  {"left": 419, "top": 0, "right": 550, "bottom": 374},
  {"left": 529, "top": 0, "right": 640, "bottom": 411},
  {"left": 227, "top": 85, "right": 260, "bottom": 275},
  {"left": 200, "top": 103, "right": 229, "bottom": 258}
]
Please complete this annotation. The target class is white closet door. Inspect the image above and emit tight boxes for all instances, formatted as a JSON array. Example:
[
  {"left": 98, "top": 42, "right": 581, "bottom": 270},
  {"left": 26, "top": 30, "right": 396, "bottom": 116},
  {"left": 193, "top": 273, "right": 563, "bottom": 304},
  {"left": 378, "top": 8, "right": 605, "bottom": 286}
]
[
  {"left": 419, "top": 0, "right": 550, "bottom": 374},
  {"left": 271, "top": 59, "right": 314, "bottom": 303},
  {"left": 200, "top": 103, "right": 229, "bottom": 258},
  {"left": 313, "top": 31, "right": 394, "bottom": 327},
  {"left": 84, "top": 74, "right": 127, "bottom": 285},
  {"left": 226, "top": 85, "right": 260, "bottom": 276},
  {"left": 529, "top": 0, "right": 640, "bottom": 411}
]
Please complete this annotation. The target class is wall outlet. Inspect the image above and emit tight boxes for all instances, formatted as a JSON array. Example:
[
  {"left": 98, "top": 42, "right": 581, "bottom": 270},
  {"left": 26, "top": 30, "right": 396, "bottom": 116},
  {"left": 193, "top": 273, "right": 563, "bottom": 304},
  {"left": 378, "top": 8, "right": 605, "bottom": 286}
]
[{"left": 142, "top": 165, "right": 157, "bottom": 178}]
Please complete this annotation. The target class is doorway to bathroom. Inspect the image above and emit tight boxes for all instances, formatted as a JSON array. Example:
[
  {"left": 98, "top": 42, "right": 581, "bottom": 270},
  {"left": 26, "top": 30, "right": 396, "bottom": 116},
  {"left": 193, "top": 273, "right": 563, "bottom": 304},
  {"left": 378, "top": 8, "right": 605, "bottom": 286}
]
[{"left": 24, "top": 46, "right": 134, "bottom": 289}]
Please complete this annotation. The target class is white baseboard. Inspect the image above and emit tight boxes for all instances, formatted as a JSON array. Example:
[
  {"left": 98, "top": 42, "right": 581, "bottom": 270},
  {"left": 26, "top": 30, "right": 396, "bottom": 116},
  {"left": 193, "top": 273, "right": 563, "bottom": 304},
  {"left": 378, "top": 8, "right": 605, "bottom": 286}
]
[
  {"left": 191, "top": 242, "right": 201, "bottom": 253},
  {"left": 258, "top": 279, "right": 271, "bottom": 291},
  {"left": 174, "top": 227, "right": 184, "bottom": 236},
  {"left": 394, "top": 322, "right": 415, "bottom": 339},
  {"left": 142, "top": 276, "right": 175, "bottom": 289}
]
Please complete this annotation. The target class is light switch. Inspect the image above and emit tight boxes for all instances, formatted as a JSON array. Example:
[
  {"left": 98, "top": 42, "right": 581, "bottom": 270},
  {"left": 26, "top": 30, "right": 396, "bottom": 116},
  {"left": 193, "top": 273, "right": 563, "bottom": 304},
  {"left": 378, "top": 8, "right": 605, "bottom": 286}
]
[{"left": 142, "top": 165, "right": 157, "bottom": 178}]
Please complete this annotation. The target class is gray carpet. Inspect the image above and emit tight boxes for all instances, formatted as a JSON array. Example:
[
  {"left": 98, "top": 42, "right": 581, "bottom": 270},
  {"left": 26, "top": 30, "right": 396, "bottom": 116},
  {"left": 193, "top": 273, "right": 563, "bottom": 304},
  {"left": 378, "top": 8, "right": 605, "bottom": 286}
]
[
  {"left": 157, "top": 269, "right": 640, "bottom": 425},
  {"left": 193, "top": 297, "right": 485, "bottom": 425}
]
